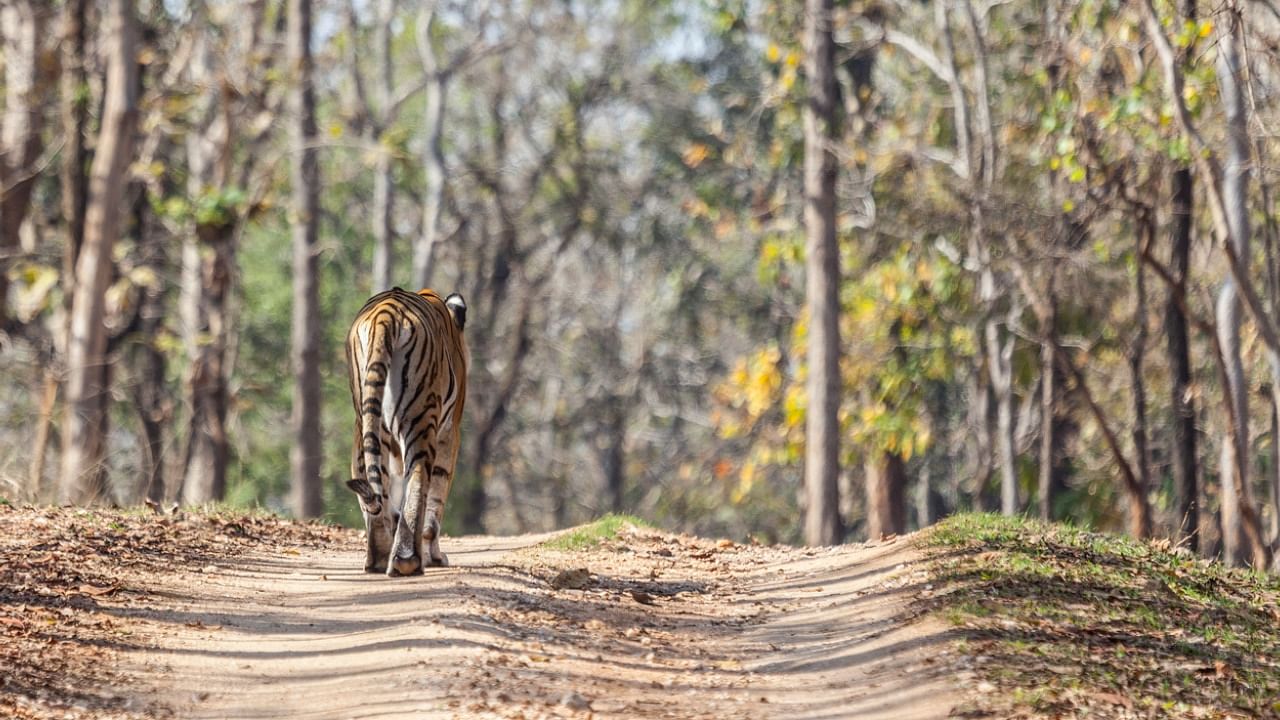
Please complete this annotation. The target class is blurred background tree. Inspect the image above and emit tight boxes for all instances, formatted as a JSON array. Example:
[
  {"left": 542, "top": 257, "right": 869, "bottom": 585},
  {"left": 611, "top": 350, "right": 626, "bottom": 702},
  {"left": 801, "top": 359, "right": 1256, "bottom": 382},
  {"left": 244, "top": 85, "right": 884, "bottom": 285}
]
[{"left": 4, "top": 0, "right": 1280, "bottom": 568}]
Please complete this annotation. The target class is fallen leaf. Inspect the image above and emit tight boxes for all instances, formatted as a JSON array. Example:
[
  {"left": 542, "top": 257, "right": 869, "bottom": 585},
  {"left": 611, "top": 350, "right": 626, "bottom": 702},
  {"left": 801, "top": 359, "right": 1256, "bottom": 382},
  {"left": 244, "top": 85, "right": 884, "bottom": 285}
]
[
  {"left": 1092, "top": 692, "right": 1134, "bottom": 709},
  {"left": 630, "top": 589, "right": 656, "bottom": 605},
  {"left": 78, "top": 584, "right": 117, "bottom": 597}
]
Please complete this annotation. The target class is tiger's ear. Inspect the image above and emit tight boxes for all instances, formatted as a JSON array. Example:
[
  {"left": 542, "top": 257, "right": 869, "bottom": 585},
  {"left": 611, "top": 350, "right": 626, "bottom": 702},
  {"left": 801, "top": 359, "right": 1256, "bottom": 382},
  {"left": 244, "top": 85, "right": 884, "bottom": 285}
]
[{"left": 445, "top": 293, "right": 467, "bottom": 330}]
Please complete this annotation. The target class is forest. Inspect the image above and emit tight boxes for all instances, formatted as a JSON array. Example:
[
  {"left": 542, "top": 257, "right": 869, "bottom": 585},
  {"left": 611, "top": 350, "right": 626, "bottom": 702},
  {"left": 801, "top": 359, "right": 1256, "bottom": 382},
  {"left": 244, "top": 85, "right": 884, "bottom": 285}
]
[{"left": 2, "top": 0, "right": 1280, "bottom": 571}]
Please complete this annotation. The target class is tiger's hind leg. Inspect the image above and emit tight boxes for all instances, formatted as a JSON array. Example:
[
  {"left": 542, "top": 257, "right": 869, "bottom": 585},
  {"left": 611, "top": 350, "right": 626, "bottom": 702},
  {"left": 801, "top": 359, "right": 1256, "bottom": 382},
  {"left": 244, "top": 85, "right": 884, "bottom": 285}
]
[
  {"left": 423, "top": 465, "right": 451, "bottom": 567},
  {"left": 389, "top": 424, "right": 437, "bottom": 577},
  {"left": 423, "top": 426, "right": 460, "bottom": 567}
]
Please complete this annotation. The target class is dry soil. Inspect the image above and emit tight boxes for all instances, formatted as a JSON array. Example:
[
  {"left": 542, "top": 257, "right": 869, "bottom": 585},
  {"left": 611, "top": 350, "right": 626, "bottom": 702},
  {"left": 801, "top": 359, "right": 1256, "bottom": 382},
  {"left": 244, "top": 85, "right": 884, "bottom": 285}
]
[{"left": 118, "top": 524, "right": 960, "bottom": 719}]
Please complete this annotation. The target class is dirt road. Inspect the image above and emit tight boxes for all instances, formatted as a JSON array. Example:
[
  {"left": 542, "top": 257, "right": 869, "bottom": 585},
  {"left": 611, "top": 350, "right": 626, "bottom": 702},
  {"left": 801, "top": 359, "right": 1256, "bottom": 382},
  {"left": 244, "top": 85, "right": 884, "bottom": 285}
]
[{"left": 120, "top": 525, "right": 958, "bottom": 719}]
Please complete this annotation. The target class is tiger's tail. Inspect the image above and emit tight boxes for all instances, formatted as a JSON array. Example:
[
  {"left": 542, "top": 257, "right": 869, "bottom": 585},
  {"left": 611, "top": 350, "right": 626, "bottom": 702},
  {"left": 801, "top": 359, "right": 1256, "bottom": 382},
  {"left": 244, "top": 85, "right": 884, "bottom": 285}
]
[{"left": 348, "top": 310, "right": 393, "bottom": 515}]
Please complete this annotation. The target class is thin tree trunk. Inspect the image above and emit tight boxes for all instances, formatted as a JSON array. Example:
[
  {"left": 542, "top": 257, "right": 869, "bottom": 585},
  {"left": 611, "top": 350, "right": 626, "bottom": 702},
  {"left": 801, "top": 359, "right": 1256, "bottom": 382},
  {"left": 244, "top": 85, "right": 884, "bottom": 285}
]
[
  {"left": 412, "top": 4, "right": 449, "bottom": 290},
  {"left": 181, "top": 222, "right": 233, "bottom": 504},
  {"left": 58, "top": 0, "right": 137, "bottom": 504},
  {"left": 987, "top": 310, "right": 1017, "bottom": 516},
  {"left": 1039, "top": 282, "right": 1058, "bottom": 521},
  {"left": 370, "top": 0, "right": 394, "bottom": 291},
  {"left": 131, "top": 209, "right": 168, "bottom": 505},
  {"left": 60, "top": 0, "right": 90, "bottom": 325},
  {"left": 1057, "top": 345, "right": 1152, "bottom": 538},
  {"left": 0, "top": 1, "right": 49, "bottom": 331},
  {"left": 28, "top": 369, "right": 58, "bottom": 499},
  {"left": 1130, "top": 212, "right": 1153, "bottom": 532},
  {"left": 866, "top": 450, "right": 906, "bottom": 539},
  {"left": 969, "top": 346, "right": 995, "bottom": 511},
  {"left": 603, "top": 404, "right": 626, "bottom": 513},
  {"left": 371, "top": 151, "right": 395, "bottom": 291},
  {"left": 1261, "top": 169, "right": 1280, "bottom": 555},
  {"left": 1216, "top": 13, "right": 1261, "bottom": 566},
  {"left": 289, "top": 0, "right": 324, "bottom": 518},
  {"left": 1270, "top": 393, "right": 1280, "bottom": 550},
  {"left": 802, "top": 0, "right": 843, "bottom": 546},
  {"left": 415, "top": 71, "right": 447, "bottom": 289},
  {"left": 133, "top": 346, "right": 167, "bottom": 506},
  {"left": 1168, "top": 164, "right": 1199, "bottom": 551}
]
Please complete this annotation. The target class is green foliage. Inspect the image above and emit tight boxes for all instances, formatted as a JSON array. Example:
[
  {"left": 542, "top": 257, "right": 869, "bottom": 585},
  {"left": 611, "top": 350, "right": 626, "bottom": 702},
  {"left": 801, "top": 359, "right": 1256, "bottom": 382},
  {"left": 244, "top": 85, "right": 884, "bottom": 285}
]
[
  {"left": 194, "top": 187, "right": 248, "bottom": 228},
  {"left": 840, "top": 245, "right": 973, "bottom": 459}
]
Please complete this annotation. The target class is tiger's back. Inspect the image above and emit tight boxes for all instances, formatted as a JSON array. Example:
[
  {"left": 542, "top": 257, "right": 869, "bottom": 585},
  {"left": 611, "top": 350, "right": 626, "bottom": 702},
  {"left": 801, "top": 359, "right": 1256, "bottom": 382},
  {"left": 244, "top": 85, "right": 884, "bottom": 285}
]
[{"left": 345, "top": 287, "right": 468, "bottom": 576}]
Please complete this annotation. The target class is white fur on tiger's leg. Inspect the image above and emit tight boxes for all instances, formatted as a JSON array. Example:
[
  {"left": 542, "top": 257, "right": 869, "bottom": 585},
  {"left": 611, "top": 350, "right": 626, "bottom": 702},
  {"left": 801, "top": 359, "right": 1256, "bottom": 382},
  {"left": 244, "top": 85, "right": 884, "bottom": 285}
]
[
  {"left": 423, "top": 466, "right": 452, "bottom": 566},
  {"left": 362, "top": 506, "right": 394, "bottom": 573},
  {"left": 347, "top": 477, "right": 393, "bottom": 572},
  {"left": 389, "top": 459, "right": 429, "bottom": 576}
]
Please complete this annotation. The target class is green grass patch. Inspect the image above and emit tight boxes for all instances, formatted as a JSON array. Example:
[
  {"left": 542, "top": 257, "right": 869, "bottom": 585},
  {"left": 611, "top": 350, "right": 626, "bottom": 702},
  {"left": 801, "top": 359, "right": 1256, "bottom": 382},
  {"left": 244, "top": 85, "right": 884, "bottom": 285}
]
[
  {"left": 541, "top": 513, "right": 651, "bottom": 551},
  {"left": 922, "top": 513, "right": 1280, "bottom": 718}
]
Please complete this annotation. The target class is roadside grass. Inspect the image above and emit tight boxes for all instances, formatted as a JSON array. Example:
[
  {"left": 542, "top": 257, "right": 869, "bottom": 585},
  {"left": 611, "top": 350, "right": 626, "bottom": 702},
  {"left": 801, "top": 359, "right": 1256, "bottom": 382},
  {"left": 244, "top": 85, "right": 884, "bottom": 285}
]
[
  {"left": 541, "top": 513, "right": 651, "bottom": 551},
  {"left": 923, "top": 513, "right": 1280, "bottom": 718}
]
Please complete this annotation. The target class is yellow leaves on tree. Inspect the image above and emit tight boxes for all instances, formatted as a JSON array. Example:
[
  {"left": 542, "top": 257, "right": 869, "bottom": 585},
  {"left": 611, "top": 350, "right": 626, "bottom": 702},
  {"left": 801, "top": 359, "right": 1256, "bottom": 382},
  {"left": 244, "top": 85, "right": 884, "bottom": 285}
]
[{"left": 719, "top": 344, "right": 784, "bottom": 425}]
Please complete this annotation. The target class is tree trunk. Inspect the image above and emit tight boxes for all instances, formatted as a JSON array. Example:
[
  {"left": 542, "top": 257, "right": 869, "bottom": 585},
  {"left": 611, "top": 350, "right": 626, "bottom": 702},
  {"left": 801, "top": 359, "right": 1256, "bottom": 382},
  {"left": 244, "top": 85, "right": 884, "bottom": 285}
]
[
  {"left": 802, "top": 0, "right": 843, "bottom": 546},
  {"left": 1216, "top": 17, "right": 1266, "bottom": 567},
  {"left": 289, "top": 0, "right": 324, "bottom": 518},
  {"left": 28, "top": 368, "right": 58, "bottom": 499},
  {"left": 1167, "top": 164, "right": 1199, "bottom": 551},
  {"left": 969, "top": 348, "right": 995, "bottom": 511},
  {"left": 1270, "top": 392, "right": 1280, "bottom": 551},
  {"left": 602, "top": 404, "right": 626, "bottom": 513},
  {"left": 60, "top": 0, "right": 90, "bottom": 335},
  {"left": 180, "top": 222, "right": 233, "bottom": 504},
  {"left": 866, "top": 450, "right": 906, "bottom": 539},
  {"left": 131, "top": 211, "right": 168, "bottom": 506},
  {"left": 1038, "top": 283, "right": 1060, "bottom": 521},
  {"left": 0, "top": 1, "right": 50, "bottom": 330},
  {"left": 414, "top": 71, "right": 447, "bottom": 289},
  {"left": 370, "top": 0, "right": 395, "bottom": 292},
  {"left": 58, "top": 0, "right": 137, "bottom": 504},
  {"left": 1130, "top": 213, "right": 1153, "bottom": 533},
  {"left": 987, "top": 311, "right": 1018, "bottom": 516},
  {"left": 372, "top": 150, "right": 395, "bottom": 291}
]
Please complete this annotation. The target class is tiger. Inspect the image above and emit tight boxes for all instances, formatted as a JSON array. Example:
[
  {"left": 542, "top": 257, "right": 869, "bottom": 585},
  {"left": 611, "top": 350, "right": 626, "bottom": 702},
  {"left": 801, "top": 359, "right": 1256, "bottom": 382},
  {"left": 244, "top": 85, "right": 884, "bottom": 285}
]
[{"left": 344, "top": 287, "right": 468, "bottom": 576}]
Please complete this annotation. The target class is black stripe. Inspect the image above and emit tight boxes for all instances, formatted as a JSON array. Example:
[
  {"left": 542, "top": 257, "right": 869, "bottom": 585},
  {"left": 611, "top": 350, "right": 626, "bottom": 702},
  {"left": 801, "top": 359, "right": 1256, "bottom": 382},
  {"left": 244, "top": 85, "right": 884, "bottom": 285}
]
[
  {"left": 395, "top": 334, "right": 419, "bottom": 420},
  {"left": 406, "top": 449, "right": 437, "bottom": 473}
]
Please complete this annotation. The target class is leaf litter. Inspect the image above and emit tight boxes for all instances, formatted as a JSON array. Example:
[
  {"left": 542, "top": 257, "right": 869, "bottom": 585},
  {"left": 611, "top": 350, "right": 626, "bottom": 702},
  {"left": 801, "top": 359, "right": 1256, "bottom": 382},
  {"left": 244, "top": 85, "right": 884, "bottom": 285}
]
[{"left": 0, "top": 503, "right": 343, "bottom": 719}]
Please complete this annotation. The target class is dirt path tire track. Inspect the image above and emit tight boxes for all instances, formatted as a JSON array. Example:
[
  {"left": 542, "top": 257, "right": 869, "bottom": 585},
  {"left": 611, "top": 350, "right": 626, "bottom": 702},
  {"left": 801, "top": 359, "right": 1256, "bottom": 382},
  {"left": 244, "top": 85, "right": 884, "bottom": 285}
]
[{"left": 122, "top": 529, "right": 959, "bottom": 719}]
